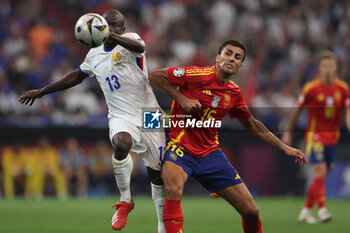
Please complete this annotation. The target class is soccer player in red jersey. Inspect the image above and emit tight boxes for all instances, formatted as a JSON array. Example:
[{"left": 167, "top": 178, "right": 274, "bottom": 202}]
[
  {"left": 283, "top": 50, "right": 350, "bottom": 223},
  {"left": 149, "top": 40, "right": 307, "bottom": 233}
]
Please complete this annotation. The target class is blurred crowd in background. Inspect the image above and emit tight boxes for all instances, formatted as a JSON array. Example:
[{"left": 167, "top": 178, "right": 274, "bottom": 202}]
[
  {"left": 1, "top": 136, "right": 151, "bottom": 199},
  {"left": 1, "top": 0, "right": 350, "bottom": 198},
  {"left": 1, "top": 0, "right": 350, "bottom": 129}
]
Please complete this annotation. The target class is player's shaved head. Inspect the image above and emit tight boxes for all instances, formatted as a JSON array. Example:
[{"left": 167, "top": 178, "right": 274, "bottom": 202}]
[
  {"left": 103, "top": 9, "right": 125, "bottom": 26},
  {"left": 103, "top": 9, "right": 126, "bottom": 37}
]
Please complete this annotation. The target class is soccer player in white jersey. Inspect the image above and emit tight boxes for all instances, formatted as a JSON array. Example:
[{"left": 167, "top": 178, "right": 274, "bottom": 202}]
[{"left": 19, "top": 9, "right": 166, "bottom": 232}]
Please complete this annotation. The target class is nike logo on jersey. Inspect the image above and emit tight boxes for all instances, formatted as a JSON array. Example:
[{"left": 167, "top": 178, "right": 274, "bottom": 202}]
[{"left": 94, "top": 60, "right": 103, "bottom": 69}]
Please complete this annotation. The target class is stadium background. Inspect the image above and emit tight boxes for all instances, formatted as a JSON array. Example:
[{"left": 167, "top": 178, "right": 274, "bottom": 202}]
[{"left": 1, "top": 0, "right": 350, "bottom": 201}]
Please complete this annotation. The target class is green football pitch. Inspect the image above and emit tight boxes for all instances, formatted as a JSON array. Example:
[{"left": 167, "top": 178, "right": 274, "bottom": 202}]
[{"left": 1, "top": 196, "right": 349, "bottom": 233}]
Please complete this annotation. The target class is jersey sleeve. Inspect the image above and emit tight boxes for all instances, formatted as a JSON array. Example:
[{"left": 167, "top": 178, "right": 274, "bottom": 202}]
[
  {"left": 229, "top": 90, "right": 252, "bottom": 119},
  {"left": 168, "top": 67, "right": 188, "bottom": 86},
  {"left": 79, "top": 50, "right": 94, "bottom": 78},
  {"left": 297, "top": 84, "right": 311, "bottom": 107},
  {"left": 122, "top": 32, "right": 146, "bottom": 58}
]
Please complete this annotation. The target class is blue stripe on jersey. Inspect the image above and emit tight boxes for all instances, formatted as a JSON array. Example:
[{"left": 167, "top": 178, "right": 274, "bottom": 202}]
[
  {"left": 103, "top": 46, "right": 114, "bottom": 52},
  {"left": 78, "top": 66, "right": 90, "bottom": 77},
  {"left": 136, "top": 57, "right": 142, "bottom": 70}
]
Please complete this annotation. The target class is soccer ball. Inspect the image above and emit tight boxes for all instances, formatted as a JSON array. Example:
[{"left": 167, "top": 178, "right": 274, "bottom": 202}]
[{"left": 74, "top": 13, "right": 109, "bottom": 48}]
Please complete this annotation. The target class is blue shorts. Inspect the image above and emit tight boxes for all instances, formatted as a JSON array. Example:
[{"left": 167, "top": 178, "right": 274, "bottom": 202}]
[
  {"left": 161, "top": 142, "right": 243, "bottom": 193},
  {"left": 306, "top": 141, "right": 336, "bottom": 170}
]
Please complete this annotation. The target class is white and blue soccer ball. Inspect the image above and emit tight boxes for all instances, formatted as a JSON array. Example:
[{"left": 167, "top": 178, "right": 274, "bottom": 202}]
[{"left": 74, "top": 13, "right": 109, "bottom": 48}]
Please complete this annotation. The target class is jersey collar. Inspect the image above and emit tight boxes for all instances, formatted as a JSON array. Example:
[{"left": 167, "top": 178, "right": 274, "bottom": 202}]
[{"left": 103, "top": 45, "right": 115, "bottom": 52}]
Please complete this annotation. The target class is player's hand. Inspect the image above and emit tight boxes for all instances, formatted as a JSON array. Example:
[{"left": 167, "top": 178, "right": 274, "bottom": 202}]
[
  {"left": 282, "top": 132, "right": 292, "bottom": 146},
  {"left": 18, "top": 89, "right": 43, "bottom": 106},
  {"left": 180, "top": 97, "right": 201, "bottom": 113},
  {"left": 283, "top": 145, "right": 308, "bottom": 166}
]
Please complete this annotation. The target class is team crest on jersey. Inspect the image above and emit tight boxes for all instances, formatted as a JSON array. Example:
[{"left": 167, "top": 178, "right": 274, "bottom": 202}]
[
  {"left": 173, "top": 68, "right": 185, "bottom": 77},
  {"left": 223, "top": 92, "right": 231, "bottom": 109},
  {"left": 112, "top": 52, "right": 123, "bottom": 66},
  {"left": 112, "top": 52, "right": 121, "bottom": 61},
  {"left": 212, "top": 96, "right": 221, "bottom": 108},
  {"left": 317, "top": 93, "right": 325, "bottom": 102}
]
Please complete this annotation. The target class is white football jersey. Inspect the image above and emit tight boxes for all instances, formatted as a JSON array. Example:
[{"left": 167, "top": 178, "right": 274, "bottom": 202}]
[{"left": 79, "top": 32, "right": 160, "bottom": 126}]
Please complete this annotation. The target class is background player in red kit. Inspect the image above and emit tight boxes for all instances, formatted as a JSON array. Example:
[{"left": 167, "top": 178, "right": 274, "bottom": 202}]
[
  {"left": 283, "top": 51, "right": 350, "bottom": 223},
  {"left": 149, "top": 40, "right": 307, "bottom": 233}
]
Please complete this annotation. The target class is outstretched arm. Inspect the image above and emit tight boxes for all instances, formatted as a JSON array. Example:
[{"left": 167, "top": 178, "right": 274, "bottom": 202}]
[
  {"left": 149, "top": 68, "right": 201, "bottom": 112},
  {"left": 239, "top": 116, "right": 307, "bottom": 165},
  {"left": 282, "top": 107, "right": 303, "bottom": 146},
  {"left": 18, "top": 69, "right": 88, "bottom": 106},
  {"left": 109, "top": 32, "right": 145, "bottom": 54}
]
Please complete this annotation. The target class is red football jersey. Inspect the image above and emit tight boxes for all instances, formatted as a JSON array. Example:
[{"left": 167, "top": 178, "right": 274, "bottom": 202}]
[
  {"left": 167, "top": 66, "right": 251, "bottom": 157},
  {"left": 297, "top": 77, "right": 350, "bottom": 145}
]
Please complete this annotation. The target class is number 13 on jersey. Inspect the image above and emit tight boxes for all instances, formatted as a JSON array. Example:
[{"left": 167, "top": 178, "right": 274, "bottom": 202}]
[{"left": 106, "top": 75, "right": 121, "bottom": 91}]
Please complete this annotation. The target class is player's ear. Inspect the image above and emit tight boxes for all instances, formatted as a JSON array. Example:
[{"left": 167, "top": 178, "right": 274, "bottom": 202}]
[{"left": 215, "top": 54, "right": 220, "bottom": 63}]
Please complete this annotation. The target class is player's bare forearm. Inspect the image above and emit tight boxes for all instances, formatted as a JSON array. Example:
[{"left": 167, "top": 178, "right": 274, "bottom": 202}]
[
  {"left": 282, "top": 107, "right": 303, "bottom": 145},
  {"left": 285, "top": 107, "right": 303, "bottom": 132},
  {"left": 40, "top": 70, "right": 86, "bottom": 95},
  {"left": 19, "top": 70, "right": 86, "bottom": 106},
  {"left": 109, "top": 32, "right": 145, "bottom": 54}
]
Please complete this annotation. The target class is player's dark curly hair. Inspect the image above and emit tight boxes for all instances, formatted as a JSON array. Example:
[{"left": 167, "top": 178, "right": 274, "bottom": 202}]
[{"left": 218, "top": 40, "right": 246, "bottom": 62}]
